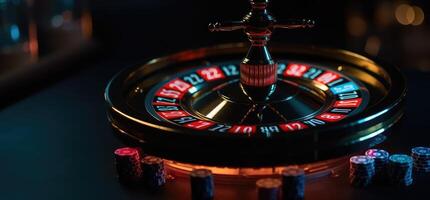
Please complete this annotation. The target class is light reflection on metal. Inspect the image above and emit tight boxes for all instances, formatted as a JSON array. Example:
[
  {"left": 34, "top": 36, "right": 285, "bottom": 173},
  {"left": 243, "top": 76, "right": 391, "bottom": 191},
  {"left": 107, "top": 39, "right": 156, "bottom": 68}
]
[
  {"left": 351, "top": 69, "right": 386, "bottom": 94},
  {"left": 358, "top": 127, "right": 385, "bottom": 142},
  {"left": 206, "top": 100, "right": 227, "bottom": 119},
  {"left": 110, "top": 106, "right": 177, "bottom": 132},
  {"left": 164, "top": 157, "right": 347, "bottom": 184},
  {"left": 358, "top": 108, "right": 390, "bottom": 124},
  {"left": 312, "top": 81, "right": 329, "bottom": 92}
]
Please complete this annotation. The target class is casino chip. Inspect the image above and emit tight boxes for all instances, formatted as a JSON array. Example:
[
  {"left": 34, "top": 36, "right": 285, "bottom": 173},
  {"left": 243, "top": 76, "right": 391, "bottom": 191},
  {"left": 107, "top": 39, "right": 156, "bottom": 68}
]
[
  {"left": 190, "top": 169, "right": 214, "bottom": 200},
  {"left": 141, "top": 156, "right": 166, "bottom": 189},
  {"left": 411, "top": 147, "right": 430, "bottom": 174},
  {"left": 365, "top": 149, "right": 389, "bottom": 181},
  {"left": 114, "top": 147, "right": 143, "bottom": 183},
  {"left": 349, "top": 155, "right": 375, "bottom": 187},
  {"left": 256, "top": 178, "right": 282, "bottom": 200},
  {"left": 281, "top": 167, "right": 305, "bottom": 200},
  {"left": 388, "top": 154, "right": 413, "bottom": 186}
]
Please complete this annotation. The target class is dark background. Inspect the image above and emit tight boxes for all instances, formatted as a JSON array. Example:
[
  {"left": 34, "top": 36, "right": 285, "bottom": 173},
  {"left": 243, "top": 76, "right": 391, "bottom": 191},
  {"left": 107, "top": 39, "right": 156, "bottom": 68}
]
[
  {"left": 1, "top": 0, "right": 430, "bottom": 199},
  {"left": 91, "top": 0, "right": 430, "bottom": 71}
]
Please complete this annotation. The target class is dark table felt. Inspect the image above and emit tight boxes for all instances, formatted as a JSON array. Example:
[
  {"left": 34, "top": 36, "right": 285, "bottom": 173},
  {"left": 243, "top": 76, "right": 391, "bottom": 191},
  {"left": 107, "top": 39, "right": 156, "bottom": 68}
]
[{"left": 0, "top": 56, "right": 429, "bottom": 199}]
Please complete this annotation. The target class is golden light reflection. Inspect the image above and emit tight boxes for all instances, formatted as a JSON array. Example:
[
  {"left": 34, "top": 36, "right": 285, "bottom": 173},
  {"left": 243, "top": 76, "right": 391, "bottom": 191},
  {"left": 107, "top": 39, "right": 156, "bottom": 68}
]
[
  {"left": 395, "top": 4, "right": 415, "bottom": 25},
  {"left": 313, "top": 81, "right": 329, "bottom": 92},
  {"left": 411, "top": 6, "right": 425, "bottom": 26},
  {"left": 347, "top": 68, "right": 387, "bottom": 95}
]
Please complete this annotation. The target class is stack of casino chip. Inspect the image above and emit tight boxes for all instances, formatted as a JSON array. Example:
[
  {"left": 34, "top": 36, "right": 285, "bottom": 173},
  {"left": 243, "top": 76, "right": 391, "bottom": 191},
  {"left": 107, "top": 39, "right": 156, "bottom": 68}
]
[
  {"left": 365, "top": 149, "right": 389, "bottom": 180},
  {"left": 141, "top": 155, "right": 166, "bottom": 189},
  {"left": 190, "top": 169, "right": 214, "bottom": 200},
  {"left": 281, "top": 167, "right": 305, "bottom": 200},
  {"left": 114, "top": 147, "right": 142, "bottom": 183},
  {"left": 388, "top": 154, "right": 413, "bottom": 186},
  {"left": 411, "top": 147, "right": 430, "bottom": 174},
  {"left": 256, "top": 178, "right": 282, "bottom": 200},
  {"left": 349, "top": 155, "right": 375, "bottom": 187}
]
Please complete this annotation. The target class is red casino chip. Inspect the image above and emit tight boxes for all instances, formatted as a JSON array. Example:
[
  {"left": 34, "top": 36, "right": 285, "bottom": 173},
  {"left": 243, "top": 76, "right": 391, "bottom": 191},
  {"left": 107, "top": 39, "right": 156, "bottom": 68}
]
[
  {"left": 141, "top": 156, "right": 166, "bottom": 189},
  {"left": 114, "top": 147, "right": 143, "bottom": 182}
]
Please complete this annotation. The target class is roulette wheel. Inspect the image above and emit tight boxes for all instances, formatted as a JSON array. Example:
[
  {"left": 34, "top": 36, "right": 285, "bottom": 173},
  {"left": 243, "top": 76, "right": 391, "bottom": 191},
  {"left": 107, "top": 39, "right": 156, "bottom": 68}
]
[{"left": 105, "top": 0, "right": 405, "bottom": 182}]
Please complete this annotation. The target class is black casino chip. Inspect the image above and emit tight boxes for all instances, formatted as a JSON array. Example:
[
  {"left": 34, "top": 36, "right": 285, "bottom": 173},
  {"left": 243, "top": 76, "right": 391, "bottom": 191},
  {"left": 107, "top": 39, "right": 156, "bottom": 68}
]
[
  {"left": 256, "top": 178, "right": 282, "bottom": 200},
  {"left": 281, "top": 167, "right": 305, "bottom": 200},
  {"left": 141, "top": 155, "right": 166, "bottom": 189},
  {"left": 190, "top": 169, "right": 214, "bottom": 200}
]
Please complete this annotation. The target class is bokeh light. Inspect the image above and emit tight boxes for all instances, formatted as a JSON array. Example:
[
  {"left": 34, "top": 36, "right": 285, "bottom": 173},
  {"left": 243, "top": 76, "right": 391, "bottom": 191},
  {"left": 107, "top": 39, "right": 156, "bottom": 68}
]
[
  {"left": 412, "top": 6, "right": 425, "bottom": 26},
  {"left": 347, "top": 15, "right": 367, "bottom": 37},
  {"left": 395, "top": 4, "right": 415, "bottom": 25},
  {"left": 365, "top": 36, "right": 381, "bottom": 56},
  {"left": 375, "top": 2, "right": 393, "bottom": 28}
]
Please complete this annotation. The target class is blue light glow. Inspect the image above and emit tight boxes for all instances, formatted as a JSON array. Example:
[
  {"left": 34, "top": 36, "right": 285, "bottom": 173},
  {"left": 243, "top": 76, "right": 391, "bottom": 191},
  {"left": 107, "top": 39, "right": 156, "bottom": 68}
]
[{"left": 10, "top": 24, "right": 20, "bottom": 41}]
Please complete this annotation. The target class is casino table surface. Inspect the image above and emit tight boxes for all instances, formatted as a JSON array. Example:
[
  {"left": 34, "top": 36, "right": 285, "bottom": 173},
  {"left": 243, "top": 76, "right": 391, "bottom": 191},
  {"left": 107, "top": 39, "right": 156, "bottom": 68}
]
[{"left": 0, "top": 52, "right": 429, "bottom": 199}]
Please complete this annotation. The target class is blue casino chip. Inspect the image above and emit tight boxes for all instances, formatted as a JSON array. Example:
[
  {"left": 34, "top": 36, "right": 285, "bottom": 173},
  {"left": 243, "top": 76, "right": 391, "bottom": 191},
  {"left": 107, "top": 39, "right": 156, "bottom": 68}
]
[
  {"left": 412, "top": 147, "right": 430, "bottom": 157},
  {"left": 365, "top": 149, "right": 389, "bottom": 180},
  {"left": 350, "top": 155, "right": 375, "bottom": 165},
  {"left": 388, "top": 154, "right": 414, "bottom": 186},
  {"left": 389, "top": 154, "right": 413, "bottom": 165},
  {"left": 349, "top": 155, "right": 375, "bottom": 187}
]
